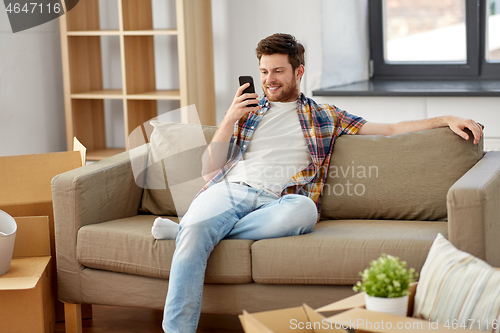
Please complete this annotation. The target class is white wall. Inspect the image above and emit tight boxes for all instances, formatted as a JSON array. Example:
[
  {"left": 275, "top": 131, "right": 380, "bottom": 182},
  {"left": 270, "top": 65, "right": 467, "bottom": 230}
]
[
  {"left": 321, "top": 0, "right": 370, "bottom": 89},
  {"left": 211, "top": 0, "right": 323, "bottom": 122},
  {"left": 0, "top": 8, "right": 66, "bottom": 156}
]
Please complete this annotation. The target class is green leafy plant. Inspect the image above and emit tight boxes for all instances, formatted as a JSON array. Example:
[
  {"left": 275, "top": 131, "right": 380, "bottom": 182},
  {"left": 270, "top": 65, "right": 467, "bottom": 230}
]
[{"left": 353, "top": 254, "right": 418, "bottom": 298}]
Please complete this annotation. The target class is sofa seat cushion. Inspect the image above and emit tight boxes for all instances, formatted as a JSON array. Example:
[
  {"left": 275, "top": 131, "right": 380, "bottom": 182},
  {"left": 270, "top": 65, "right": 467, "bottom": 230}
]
[
  {"left": 77, "top": 215, "right": 254, "bottom": 284},
  {"left": 251, "top": 220, "right": 448, "bottom": 285}
]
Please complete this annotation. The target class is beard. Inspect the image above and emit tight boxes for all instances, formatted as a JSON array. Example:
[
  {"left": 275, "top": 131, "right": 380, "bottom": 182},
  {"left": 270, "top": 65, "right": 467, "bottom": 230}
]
[{"left": 262, "top": 75, "right": 299, "bottom": 102}]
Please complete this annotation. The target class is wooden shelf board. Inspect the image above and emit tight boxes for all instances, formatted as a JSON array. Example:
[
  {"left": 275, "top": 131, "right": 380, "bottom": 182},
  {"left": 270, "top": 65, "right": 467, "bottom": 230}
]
[
  {"left": 67, "top": 29, "right": 177, "bottom": 36},
  {"left": 86, "top": 148, "right": 126, "bottom": 161},
  {"left": 126, "top": 90, "right": 181, "bottom": 100},
  {"left": 67, "top": 30, "right": 121, "bottom": 36},
  {"left": 123, "top": 29, "right": 178, "bottom": 36},
  {"left": 71, "top": 90, "right": 124, "bottom": 99}
]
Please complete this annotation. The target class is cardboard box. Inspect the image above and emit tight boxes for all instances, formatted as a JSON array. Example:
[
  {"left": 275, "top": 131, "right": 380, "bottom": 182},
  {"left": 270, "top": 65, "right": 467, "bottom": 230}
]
[
  {"left": 0, "top": 150, "right": 83, "bottom": 254},
  {"left": 240, "top": 282, "right": 482, "bottom": 333},
  {"left": 0, "top": 216, "right": 54, "bottom": 333},
  {"left": 0, "top": 144, "right": 86, "bottom": 321}
]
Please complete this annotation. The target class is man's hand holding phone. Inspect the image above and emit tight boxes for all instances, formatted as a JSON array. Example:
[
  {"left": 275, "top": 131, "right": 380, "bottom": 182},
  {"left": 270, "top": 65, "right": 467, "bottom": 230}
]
[{"left": 225, "top": 77, "right": 261, "bottom": 124}]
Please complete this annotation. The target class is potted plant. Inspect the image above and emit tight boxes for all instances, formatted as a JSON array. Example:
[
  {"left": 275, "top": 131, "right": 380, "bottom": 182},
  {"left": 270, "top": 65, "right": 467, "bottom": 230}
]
[{"left": 353, "top": 254, "right": 418, "bottom": 317}]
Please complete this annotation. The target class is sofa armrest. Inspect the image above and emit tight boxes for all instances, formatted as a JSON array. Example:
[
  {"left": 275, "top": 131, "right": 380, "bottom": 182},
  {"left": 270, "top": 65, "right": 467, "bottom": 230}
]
[
  {"left": 52, "top": 150, "right": 143, "bottom": 303},
  {"left": 447, "top": 151, "right": 500, "bottom": 267}
]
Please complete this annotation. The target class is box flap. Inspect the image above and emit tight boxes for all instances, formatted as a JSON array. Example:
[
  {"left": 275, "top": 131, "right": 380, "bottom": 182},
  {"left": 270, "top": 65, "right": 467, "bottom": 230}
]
[
  {"left": 251, "top": 306, "right": 312, "bottom": 332},
  {"left": 73, "top": 137, "right": 87, "bottom": 165},
  {"left": 239, "top": 311, "right": 275, "bottom": 333},
  {"left": 12, "top": 216, "right": 50, "bottom": 257},
  {"left": 240, "top": 305, "right": 347, "bottom": 333},
  {"left": 302, "top": 304, "right": 346, "bottom": 332},
  {"left": 326, "top": 308, "right": 474, "bottom": 333},
  {"left": 316, "top": 293, "right": 365, "bottom": 313},
  {"left": 0, "top": 151, "right": 82, "bottom": 208},
  {"left": 0, "top": 257, "right": 51, "bottom": 290}
]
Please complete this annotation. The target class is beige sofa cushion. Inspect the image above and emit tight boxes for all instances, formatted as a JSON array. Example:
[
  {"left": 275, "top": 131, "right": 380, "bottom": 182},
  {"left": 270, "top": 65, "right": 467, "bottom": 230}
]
[
  {"left": 251, "top": 219, "right": 448, "bottom": 285},
  {"left": 76, "top": 215, "right": 253, "bottom": 284},
  {"left": 140, "top": 124, "right": 217, "bottom": 216},
  {"left": 321, "top": 127, "right": 483, "bottom": 221}
]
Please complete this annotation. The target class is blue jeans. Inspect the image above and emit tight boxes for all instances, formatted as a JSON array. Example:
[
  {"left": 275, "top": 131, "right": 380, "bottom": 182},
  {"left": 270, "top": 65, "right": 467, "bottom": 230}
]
[{"left": 162, "top": 181, "right": 318, "bottom": 333}]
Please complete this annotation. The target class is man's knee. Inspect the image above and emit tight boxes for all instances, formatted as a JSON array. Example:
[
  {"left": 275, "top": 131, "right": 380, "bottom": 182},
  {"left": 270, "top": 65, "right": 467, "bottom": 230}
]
[
  {"left": 279, "top": 194, "right": 318, "bottom": 229},
  {"left": 281, "top": 194, "right": 316, "bottom": 213}
]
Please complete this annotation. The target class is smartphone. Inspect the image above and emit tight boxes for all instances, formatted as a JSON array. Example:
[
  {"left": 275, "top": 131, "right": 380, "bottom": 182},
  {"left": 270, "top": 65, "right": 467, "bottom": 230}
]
[{"left": 238, "top": 76, "right": 258, "bottom": 107}]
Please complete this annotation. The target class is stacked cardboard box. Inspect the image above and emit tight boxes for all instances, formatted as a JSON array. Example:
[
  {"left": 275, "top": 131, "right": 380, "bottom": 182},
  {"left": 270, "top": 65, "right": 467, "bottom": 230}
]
[
  {"left": 0, "top": 145, "right": 85, "bottom": 328},
  {"left": 0, "top": 216, "right": 54, "bottom": 332}
]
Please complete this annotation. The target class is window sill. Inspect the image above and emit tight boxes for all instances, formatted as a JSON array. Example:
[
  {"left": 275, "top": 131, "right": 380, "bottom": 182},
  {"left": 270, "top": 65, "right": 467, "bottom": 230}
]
[{"left": 312, "top": 79, "right": 500, "bottom": 97}]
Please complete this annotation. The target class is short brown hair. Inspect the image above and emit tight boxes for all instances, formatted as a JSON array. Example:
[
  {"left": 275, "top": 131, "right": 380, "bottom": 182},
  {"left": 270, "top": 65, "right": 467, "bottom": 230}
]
[{"left": 256, "top": 33, "right": 305, "bottom": 71}]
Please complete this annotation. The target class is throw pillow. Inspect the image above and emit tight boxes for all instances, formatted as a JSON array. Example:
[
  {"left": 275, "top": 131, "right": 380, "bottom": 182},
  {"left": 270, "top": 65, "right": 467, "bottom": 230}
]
[
  {"left": 139, "top": 121, "right": 217, "bottom": 216},
  {"left": 413, "top": 233, "right": 500, "bottom": 332}
]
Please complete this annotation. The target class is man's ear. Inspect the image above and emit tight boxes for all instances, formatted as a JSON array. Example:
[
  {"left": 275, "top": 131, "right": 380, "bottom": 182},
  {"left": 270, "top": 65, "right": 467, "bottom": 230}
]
[{"left": 296, "top": 65, "right": 305, "bottom": 81}]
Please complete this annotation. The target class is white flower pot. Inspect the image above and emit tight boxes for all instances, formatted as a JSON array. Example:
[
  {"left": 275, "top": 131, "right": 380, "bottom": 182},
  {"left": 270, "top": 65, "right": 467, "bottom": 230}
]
[
  {"left": 364, "top": 293, "right": 409, "bottom": 317},
  {"left": 0, "top": 210, "right": 17, "bottom": 276}
]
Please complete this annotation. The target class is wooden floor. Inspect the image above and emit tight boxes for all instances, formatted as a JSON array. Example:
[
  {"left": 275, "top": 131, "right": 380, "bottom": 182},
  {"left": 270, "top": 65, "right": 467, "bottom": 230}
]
[{"left": 54, "top": 305, "right": 245, "bottom": 333}]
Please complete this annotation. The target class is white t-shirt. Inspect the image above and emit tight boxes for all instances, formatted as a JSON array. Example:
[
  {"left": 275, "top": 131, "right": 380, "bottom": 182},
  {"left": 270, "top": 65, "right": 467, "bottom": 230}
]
[{"left": 225, "top": 101, "right": 312, "bottom": 194}]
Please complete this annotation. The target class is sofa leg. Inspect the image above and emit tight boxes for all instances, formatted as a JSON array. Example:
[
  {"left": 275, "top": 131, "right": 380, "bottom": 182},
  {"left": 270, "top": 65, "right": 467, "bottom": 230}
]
[{"left": 64, "top": 303, "right": 82, "bottom": 333}]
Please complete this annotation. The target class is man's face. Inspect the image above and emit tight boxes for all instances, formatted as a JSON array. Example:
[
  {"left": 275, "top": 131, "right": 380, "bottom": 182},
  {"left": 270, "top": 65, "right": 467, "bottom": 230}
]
[{"left": 259, "top": 53, "right": 303, "bottom": 102}]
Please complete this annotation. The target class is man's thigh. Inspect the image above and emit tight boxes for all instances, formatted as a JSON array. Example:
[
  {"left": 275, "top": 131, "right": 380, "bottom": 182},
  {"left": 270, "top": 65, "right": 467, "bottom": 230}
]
[
  {"left": 180, "top": 181, "right": 257, "bottom": 227},
  {"left": 225, "top": 194, "right": 317, "bottom": 240}
]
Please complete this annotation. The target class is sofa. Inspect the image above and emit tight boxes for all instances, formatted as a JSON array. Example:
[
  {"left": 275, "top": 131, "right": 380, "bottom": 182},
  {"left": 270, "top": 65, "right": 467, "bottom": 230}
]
[{"left": 52, "top": 124, "right": 500, "bottom": 330}]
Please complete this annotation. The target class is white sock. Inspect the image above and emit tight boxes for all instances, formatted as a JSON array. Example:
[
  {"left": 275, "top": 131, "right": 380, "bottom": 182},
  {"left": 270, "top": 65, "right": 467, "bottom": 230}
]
[{"left": 151, "top": 217, "right": 179, "bottom": 240}]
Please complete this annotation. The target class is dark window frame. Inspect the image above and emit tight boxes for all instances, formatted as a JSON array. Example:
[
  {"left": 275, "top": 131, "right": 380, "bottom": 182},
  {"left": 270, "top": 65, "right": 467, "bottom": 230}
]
[
  {"left": 369, "top": 0, "right": 500, "bottom": 79},
  {"left": 480, "top": 0, "right": 500, "bottom": 77}
]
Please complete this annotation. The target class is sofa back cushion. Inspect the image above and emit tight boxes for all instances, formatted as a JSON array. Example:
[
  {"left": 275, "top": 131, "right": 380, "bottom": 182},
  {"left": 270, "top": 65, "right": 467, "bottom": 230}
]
[{"left": 320, "top": 127, "right": 483, "bottom": 221}]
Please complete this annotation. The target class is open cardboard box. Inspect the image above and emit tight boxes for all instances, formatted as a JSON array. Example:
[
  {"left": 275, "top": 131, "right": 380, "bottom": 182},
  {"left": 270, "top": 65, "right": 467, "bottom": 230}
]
[
  {"left": 0, "top": 138, "right": 87, "bottom": 321},
  {"left": 240, "top": 282, "right": 482, "bottom": 333},
  {"left": 0, "top": 216, "right": 54, "bottom": 333}
]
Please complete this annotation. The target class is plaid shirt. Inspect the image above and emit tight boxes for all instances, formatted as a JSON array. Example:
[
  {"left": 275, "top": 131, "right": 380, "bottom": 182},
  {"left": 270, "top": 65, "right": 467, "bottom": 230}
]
[{"left": 199, "top": 93, "right": 366, "bottom": 216}]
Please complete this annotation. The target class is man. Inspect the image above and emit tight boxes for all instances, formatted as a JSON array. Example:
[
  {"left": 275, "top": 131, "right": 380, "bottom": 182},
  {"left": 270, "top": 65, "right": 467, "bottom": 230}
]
[{"left": 156, "top": 33, "right": 483, "bottom": 332}]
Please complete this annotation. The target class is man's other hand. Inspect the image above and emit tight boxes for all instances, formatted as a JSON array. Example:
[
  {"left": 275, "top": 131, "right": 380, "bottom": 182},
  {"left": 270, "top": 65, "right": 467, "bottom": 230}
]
[{"left": 447, "top": 116, "right": 483, "bottom": 145}]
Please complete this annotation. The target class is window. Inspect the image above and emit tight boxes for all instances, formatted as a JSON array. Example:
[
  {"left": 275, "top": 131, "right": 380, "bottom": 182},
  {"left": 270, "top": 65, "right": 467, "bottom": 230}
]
[{"left": 369, "top": 0, "right": 500, "bottom": 79}]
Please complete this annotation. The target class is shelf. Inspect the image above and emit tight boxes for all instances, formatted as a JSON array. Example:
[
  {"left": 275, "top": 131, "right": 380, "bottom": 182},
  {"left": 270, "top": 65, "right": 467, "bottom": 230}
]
[
  {"left": 86, "top": 148, "right": 126, "bottom": 161},
  {"left": 71, "top": 89, "right": 182, "bottom": 100},
  {"left": 60, "top": 0, "right": 216, "bottom": 157},
  {"left": 67, "top": 30, "right": 120, "bottom": 36},
  {"left": 66, "top": 29, "right": 178, "bottom": 36},
  {"left": 123, "top": 29, "right": 178, "bottom": 36},
  {"left": 71, "top": 89, "right": 123, "bottom": 99},
  {"left": 127, "top": 90, "right": 181, "bottom": 100}
]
